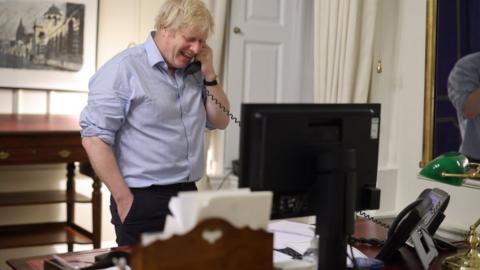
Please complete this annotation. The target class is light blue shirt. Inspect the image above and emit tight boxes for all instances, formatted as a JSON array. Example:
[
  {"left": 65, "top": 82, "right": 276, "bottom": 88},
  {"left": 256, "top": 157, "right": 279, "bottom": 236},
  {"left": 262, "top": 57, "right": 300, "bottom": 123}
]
[
  {"left": 80, "top": 32, "right": 210, "bottom": 187},
  {"left": 448, "top": 52, "right": 480, "bottom": 160}
]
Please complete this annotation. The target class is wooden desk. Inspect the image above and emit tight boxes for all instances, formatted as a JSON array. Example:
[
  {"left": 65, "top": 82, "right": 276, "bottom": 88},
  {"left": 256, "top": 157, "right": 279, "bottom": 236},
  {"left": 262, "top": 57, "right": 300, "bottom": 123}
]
[
  {"left": 0, "top": 114, "right": 101, "bottom": 251},
  {"left": 6, "top": 219, "right": 463, "bottom": 270}
]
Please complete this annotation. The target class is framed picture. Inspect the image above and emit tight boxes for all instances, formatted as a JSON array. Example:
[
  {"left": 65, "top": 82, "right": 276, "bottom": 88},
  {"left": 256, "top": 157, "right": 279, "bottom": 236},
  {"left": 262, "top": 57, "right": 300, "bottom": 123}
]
[{"left": 0, "top": 0, "right": 98, "bottom": 91}]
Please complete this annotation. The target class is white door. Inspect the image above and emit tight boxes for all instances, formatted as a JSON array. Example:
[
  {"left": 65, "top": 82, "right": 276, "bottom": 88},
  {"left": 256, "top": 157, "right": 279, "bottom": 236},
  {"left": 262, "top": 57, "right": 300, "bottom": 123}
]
[{"left": 223, "top": 0, "right": 313, "bottom": 170}]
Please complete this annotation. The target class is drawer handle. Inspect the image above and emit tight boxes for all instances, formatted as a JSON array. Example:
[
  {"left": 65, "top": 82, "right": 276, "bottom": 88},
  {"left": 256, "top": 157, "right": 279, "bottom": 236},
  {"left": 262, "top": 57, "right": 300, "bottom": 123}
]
[
  {"left": 0, "top": 151, "right": 10, "bottom": 160},
  {"left": 58, "top": 150, "right": 71, "bottom": 158}
]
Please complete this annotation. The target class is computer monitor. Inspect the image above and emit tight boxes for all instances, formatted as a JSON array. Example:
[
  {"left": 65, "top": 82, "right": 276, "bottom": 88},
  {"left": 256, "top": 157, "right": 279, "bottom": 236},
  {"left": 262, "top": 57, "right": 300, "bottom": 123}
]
[{"left": 238, "top": 103, "right": 381, "bottom": 269}]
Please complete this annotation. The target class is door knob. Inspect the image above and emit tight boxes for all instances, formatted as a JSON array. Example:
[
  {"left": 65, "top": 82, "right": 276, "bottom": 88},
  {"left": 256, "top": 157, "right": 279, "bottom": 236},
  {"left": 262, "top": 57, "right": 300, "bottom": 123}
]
[
  {"left": 233, "top": 27, "right": 241, "bottom": 34},
  {"left": 376, "top": 60, "right": 382, "bottom": 74}
]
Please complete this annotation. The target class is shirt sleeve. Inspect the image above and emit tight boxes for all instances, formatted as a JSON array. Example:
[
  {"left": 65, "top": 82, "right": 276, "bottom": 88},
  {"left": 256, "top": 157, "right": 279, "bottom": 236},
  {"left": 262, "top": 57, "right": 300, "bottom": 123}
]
[
  {"left": 80, "top": 60, "right": 132, "bottom": 145},
  {"left": 447, "top": 55, "right": 480, "bottom": 118}
]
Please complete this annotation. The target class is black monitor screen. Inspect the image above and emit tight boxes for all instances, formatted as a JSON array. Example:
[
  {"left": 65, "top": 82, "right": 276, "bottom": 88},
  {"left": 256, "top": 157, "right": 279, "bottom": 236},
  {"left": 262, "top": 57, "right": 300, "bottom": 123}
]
[{"left": 239, "top": 103, "right": 381, "bottom": 219}]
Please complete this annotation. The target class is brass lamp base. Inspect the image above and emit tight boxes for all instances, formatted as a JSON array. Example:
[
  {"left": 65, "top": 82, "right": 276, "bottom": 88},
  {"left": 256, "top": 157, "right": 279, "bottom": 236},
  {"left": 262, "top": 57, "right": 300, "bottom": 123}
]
[
  {"left": 443, "top": 218, "right": 480, "bottom": 270},
  {"left": 443, "top": 253, "right": 480, "bottom": 270}
]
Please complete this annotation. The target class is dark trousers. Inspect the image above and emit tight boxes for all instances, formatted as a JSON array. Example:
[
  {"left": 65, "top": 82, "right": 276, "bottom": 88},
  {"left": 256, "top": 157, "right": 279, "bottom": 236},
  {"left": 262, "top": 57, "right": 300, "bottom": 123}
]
[{"left": 110, "top": 182, "right": 197, "bottom": 246}]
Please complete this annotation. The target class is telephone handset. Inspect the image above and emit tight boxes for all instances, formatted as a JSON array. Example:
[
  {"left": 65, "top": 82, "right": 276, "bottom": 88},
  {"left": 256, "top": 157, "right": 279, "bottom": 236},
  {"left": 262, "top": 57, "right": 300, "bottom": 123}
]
[
  {"left": 184, "top": 59, "right": 241, "bottom": 125},
  {"left": 375, "top": 188, "right": 450, "bottom": 262},
  {"left": 185, "top": 60, "right": 202, "bottom": 75}
]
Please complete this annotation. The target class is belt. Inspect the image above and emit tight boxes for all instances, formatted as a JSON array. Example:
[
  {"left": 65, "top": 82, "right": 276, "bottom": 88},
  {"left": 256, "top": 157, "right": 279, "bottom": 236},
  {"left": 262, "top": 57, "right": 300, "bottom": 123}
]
[{"left": 132, "top": 181, "right": 196, "bottom": 191}]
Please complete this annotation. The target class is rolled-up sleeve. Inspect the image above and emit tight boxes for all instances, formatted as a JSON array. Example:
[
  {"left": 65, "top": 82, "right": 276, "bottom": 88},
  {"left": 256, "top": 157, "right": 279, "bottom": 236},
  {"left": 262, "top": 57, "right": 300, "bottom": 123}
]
[
  {"left": 448, "top": 56, "right": 480, "bottom": 118},
  {"left": 80, "top": 60, "right": 131, "bottom": 145}
]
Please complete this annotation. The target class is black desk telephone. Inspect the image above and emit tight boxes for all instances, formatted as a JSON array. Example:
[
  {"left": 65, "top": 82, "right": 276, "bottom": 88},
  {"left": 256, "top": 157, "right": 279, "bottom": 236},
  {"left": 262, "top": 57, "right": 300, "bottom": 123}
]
[{"left": 375, "top": 188, "right": 450, "bottom": 263}]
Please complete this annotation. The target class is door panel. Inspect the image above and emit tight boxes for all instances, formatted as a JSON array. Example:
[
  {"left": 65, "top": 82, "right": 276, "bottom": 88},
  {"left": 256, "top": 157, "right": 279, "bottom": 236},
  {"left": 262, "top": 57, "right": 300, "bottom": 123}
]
[
  {"left": 244, "top": 43, "right": 280, "bottom": 102},
  {"left": 247, "top": 0, "right": 281, "bottom": 23},
  {"left": 224, "top": 0, "right": 312, "bottom": 169}
]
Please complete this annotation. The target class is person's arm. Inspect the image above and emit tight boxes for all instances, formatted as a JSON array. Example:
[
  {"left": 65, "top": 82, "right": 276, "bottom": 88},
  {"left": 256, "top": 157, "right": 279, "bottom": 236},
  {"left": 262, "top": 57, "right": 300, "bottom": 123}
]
[
  {"left": 204, "top": 83, "right": 230, "bottom": 129},
  {"left": 448, "top": 54, "right": 480, "bottom": 120},
  {"left": 79, "top": 57, "right": 133, "bottom": 221},
  {"left": 82, "top": 136, "right": 133, "bottom": 223},
  {"left": 463, "top": 88, "right": 480, "bottom": 119},
  {"left": 196, "top": 45, "right": 230, "bottom": 129}
]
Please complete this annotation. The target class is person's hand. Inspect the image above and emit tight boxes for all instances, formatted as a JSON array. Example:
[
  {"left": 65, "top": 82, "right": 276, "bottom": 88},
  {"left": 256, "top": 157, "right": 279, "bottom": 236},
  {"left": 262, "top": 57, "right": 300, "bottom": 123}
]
[
  {"left": 116, "top": 193, "right": 134, "bottom": 223},
  {"left": 196, "top": 44, "right": 216, "bottom": 81}
]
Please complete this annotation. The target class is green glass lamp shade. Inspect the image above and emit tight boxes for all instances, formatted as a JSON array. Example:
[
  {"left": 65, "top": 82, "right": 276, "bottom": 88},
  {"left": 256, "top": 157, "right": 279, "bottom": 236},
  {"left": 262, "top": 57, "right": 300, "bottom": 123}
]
[{"left": 419, "top": 152, "right": 468, "bottom": 186}]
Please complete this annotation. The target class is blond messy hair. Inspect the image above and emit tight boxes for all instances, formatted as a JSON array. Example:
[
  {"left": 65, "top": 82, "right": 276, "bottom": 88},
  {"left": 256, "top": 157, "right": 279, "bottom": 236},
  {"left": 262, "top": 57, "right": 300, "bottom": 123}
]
[{"left": 154, "top": 0, "right": 214, "bottom": 36}]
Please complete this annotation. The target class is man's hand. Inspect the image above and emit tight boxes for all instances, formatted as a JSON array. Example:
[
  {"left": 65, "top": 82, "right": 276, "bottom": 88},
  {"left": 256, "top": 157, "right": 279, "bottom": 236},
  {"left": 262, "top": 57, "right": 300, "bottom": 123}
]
[
  {"left": 196, "top": 44, "right": 216, "bottom": 81},
  {"left": 116, "top": 192, "right": 134, "bottom": 223},
  {"left": 81, "top": 136, "right": 134, "bottom": 223}
]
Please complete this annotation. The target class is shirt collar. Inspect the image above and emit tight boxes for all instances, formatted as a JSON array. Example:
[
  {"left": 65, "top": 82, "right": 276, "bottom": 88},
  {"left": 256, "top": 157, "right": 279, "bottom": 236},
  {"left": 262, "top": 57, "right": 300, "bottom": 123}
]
[{"left": 145, "top": 31, "right": 167, "bottom": 69}]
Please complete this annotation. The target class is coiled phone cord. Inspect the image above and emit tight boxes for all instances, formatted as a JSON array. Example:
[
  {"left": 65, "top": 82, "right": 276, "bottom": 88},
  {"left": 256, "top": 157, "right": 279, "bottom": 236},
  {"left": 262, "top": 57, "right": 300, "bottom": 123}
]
[
  {"left": 357, "top": 211, "right": 391, "bottom": 230},
  {"left": 351, "top": 211, "right": 391, "bottom": 247},
  {"left": 205, "top": 89, "right": 241, "bottom": 126},
  {"left": 186, "top": 69, "right": 241, "bottom": 126}
]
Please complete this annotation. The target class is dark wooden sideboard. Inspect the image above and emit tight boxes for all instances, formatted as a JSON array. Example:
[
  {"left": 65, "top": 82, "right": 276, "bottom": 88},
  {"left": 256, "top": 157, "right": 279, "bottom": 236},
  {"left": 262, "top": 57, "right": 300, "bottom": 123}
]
[{"left": 0, "top": 114, "right": 101, "bottom": 251}]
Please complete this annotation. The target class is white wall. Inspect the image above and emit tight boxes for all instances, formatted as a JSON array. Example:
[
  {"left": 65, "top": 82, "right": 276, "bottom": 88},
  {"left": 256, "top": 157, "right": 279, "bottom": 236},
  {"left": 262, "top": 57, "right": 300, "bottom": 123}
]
[
  {"left": 369, "top": 0, "right": 401, "bottom": 215},
  {"left": 391, "top": 0, "right": 428, "bottom": 210}
]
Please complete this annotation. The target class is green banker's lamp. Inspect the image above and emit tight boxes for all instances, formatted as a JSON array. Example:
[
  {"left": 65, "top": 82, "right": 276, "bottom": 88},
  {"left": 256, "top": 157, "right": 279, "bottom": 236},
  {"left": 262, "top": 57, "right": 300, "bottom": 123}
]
[{"left": 419, "top": 152, "right": 480, "bottom": 270}]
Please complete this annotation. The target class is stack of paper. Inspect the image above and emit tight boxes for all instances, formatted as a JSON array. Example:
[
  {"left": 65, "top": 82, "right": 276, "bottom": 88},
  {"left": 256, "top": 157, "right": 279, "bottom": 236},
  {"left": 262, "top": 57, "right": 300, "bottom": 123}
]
[{"left": 142, "top": 188, "right": 272, "bottom": 246}]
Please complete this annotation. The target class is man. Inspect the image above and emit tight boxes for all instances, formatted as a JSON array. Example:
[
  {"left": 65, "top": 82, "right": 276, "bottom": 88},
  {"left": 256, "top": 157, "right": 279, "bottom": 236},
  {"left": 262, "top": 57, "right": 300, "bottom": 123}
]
[
  {"left": 80, "top": 0, "right": 230, "bottom": 246},
  {"left": 448, "top": 52, "right": 480, "bottom": 162}
]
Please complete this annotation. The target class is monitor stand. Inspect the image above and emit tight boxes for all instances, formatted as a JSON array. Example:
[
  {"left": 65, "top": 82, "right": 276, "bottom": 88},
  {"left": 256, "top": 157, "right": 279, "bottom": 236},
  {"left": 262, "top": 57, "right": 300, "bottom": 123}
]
[{"left": 314, "top": 149, "right": 356, "bottom": 269}]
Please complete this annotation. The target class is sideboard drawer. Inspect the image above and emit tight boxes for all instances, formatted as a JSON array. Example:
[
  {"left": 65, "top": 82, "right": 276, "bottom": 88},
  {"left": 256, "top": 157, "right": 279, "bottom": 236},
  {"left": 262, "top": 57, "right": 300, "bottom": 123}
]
[
  {"left": 0, "top": 146, "right": 88, "bottom": 165},
  {"left": 0, "top": 134, "right": 82, "bottom": 148}
]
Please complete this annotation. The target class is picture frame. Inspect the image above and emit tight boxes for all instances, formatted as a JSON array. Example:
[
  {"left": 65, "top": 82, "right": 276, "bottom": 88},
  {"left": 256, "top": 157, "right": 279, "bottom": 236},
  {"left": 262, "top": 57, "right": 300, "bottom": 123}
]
[
  {"left": 0, "top": 0, "right": 98, "bottom": 91},
  {"left": 422, "top": 0, "right": 480, "bottom": 165}
]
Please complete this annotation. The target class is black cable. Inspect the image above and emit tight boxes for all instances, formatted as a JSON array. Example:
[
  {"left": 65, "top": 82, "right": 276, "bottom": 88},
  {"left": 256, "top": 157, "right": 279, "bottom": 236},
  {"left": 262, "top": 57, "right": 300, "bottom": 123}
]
[
  {"left": 189, "top": 73, "right": 241, "bottom": 126},
  {"left": 274, "top": 247, "right": 303, "bottom": 260},
  {"left": 350, "top": 236, "right": 385, "bottom": 247},
  {"left": 353, "top": 211, "right": 388, "bottom": 250},
  {"left": 217, "top": 170, "right": 233, "bottom": 190},
  {"left": 356, "top": 210, "right": 391, "bottom": 230},
  {"left": 205, "top": 89, "right": 241, "bottom": 126}
]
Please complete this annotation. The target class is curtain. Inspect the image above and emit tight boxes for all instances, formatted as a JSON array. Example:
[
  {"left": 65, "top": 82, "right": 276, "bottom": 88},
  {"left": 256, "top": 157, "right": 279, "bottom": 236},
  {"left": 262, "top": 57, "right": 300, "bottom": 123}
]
[
  {"left": 314, "top": 0, "right": 378, "bottom": 103},
  {"left": 198, "top": 0, "right": 230, "bottom": 189}
]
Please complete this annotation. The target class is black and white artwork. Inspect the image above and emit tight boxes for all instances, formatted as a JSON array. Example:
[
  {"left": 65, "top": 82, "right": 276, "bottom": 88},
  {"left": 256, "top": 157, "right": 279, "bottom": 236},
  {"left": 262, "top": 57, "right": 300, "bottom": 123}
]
[{"left": 0, "top": 0, "right": 97, "bottom": 91}]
